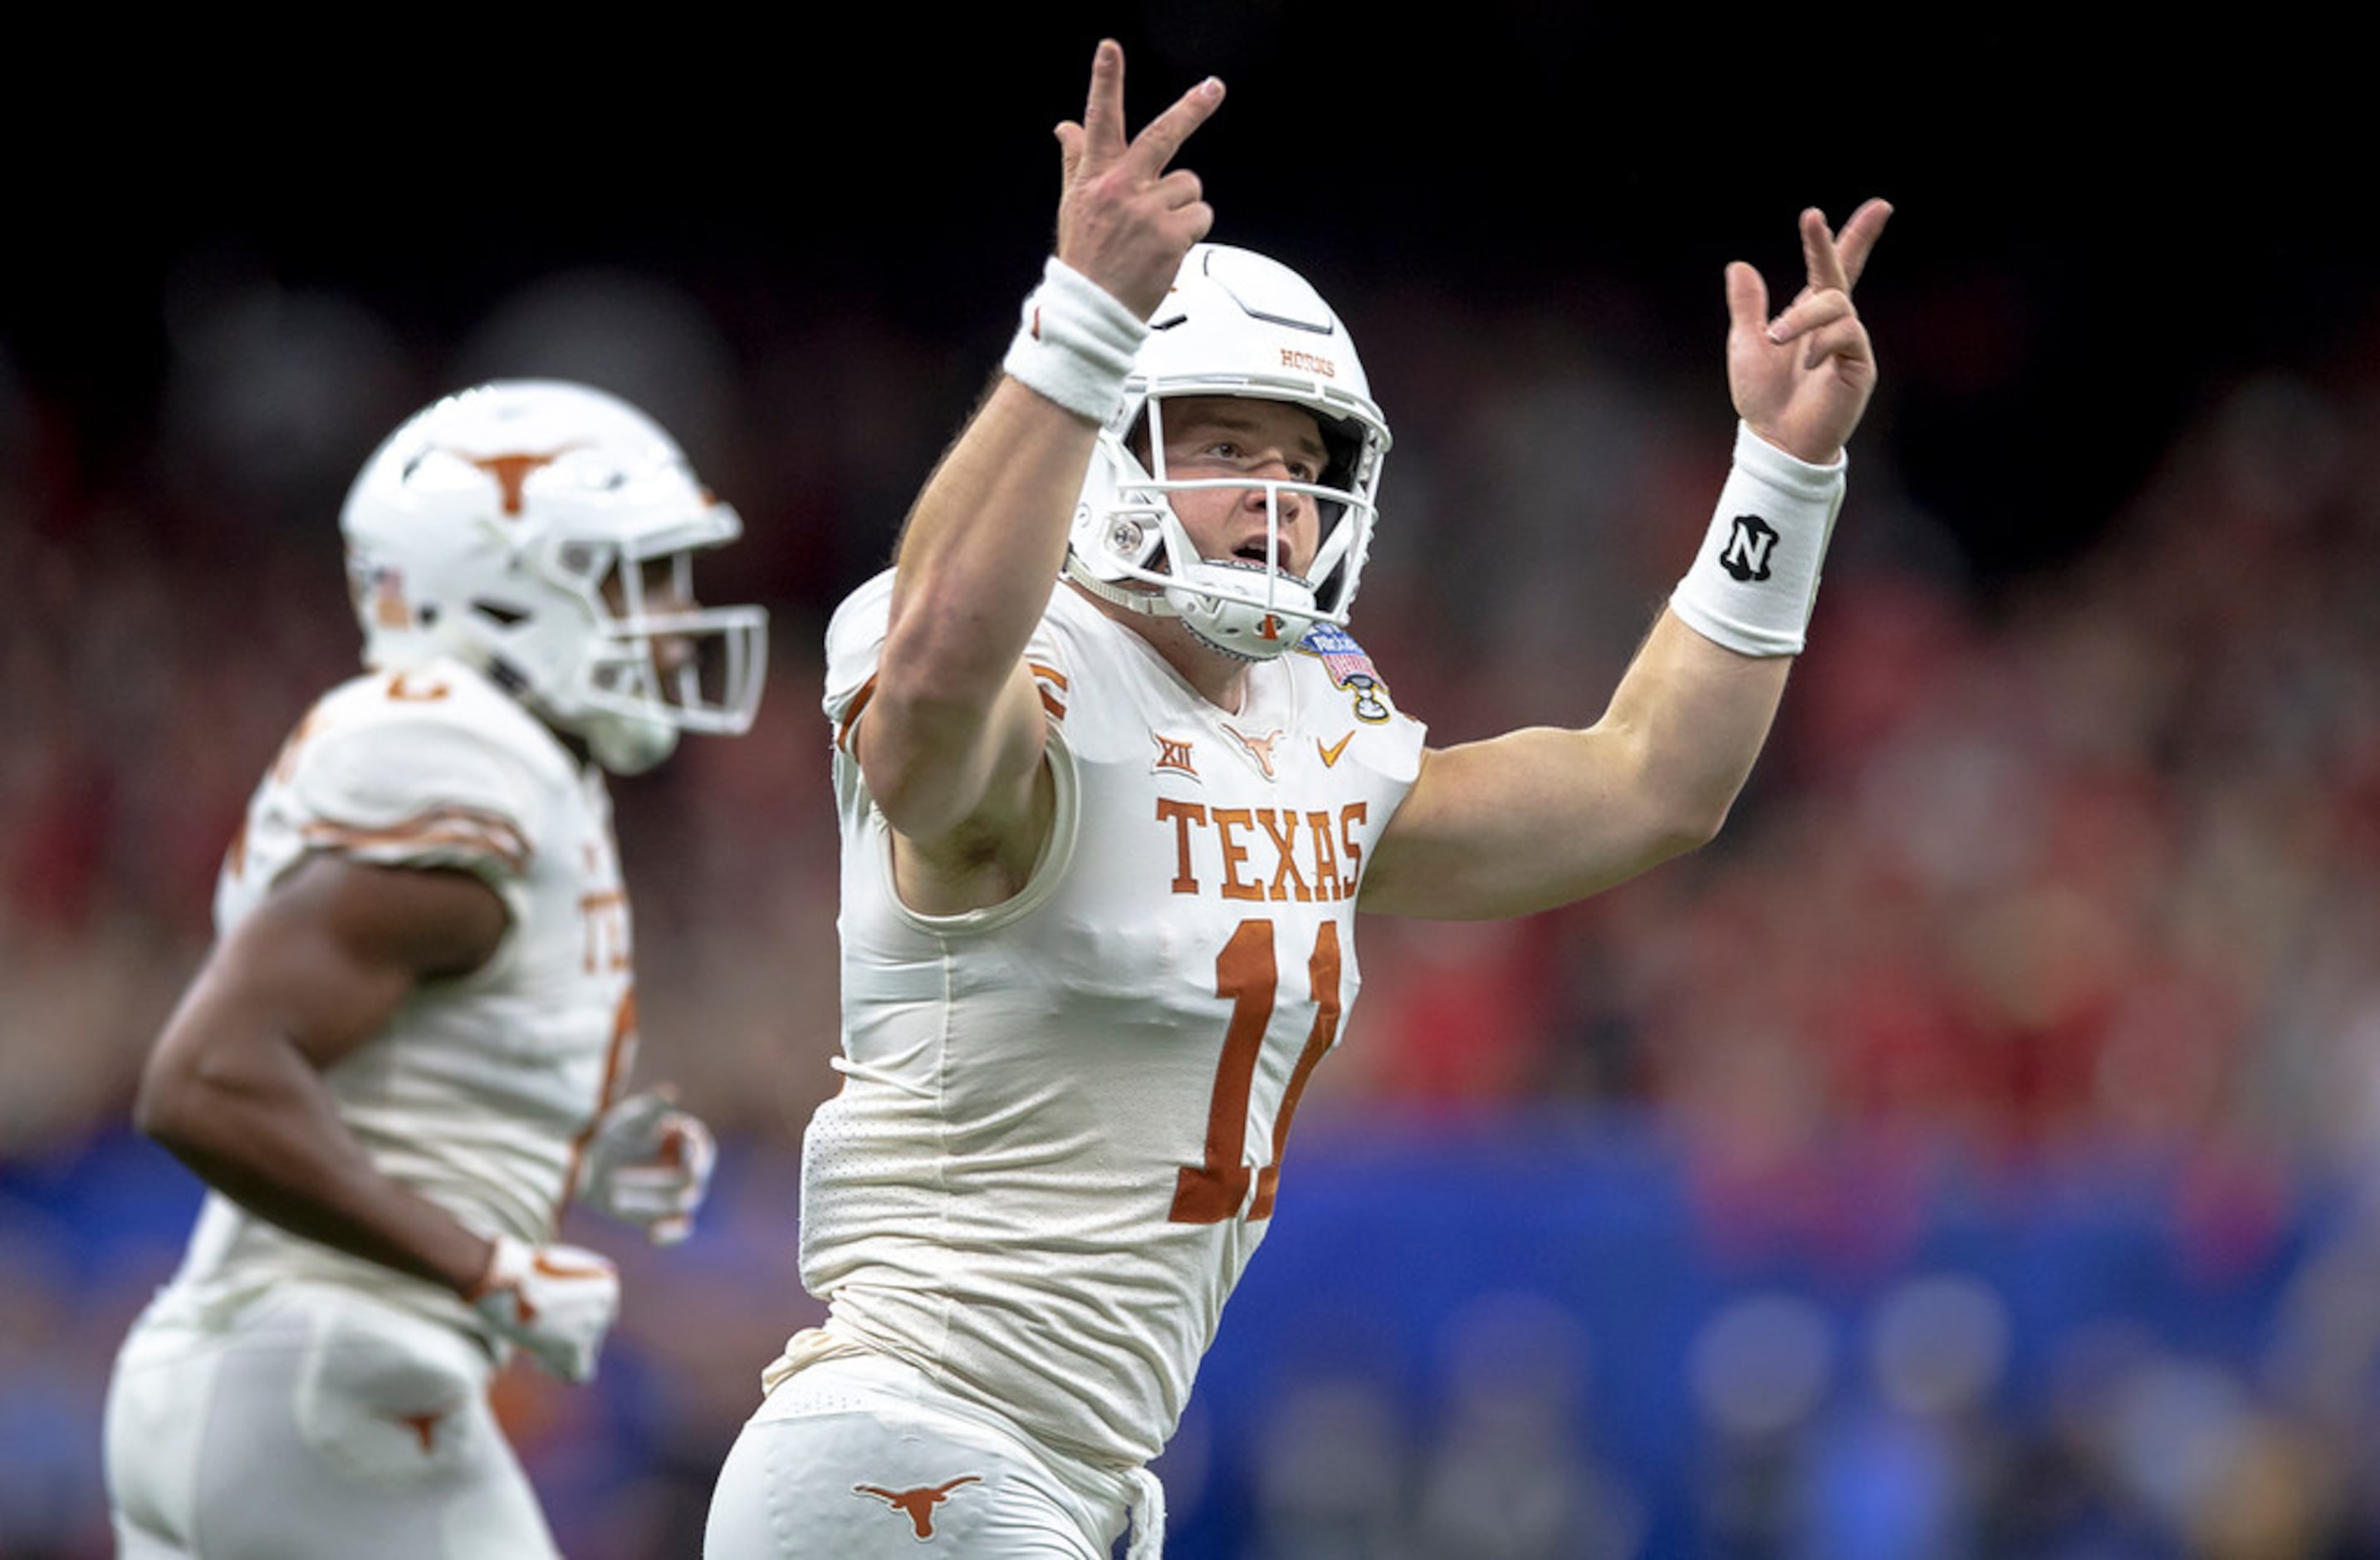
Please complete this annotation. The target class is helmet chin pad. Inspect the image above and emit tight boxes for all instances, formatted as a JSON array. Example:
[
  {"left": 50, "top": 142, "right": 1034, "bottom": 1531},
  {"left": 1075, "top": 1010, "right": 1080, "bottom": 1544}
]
[
  {"left": 581, "top": 710, "right": 680, "bottom": 774},
  {"left": 1167, "top": 557, "right": 1321, "bottom": 660}
]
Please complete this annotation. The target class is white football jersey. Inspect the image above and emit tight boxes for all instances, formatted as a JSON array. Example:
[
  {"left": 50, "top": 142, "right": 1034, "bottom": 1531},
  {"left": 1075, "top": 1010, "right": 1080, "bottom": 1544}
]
[
  {"left": 796, "top": 572, "right": 1426, "bottom": 1466},
  {"left": 156, "top": 656, "right": 639, "bottom": 1341}
]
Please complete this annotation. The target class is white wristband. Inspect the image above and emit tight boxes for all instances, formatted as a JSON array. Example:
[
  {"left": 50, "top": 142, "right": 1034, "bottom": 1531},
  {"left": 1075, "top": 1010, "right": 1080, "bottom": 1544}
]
[
  {"left": 1667, "top": 420, "right": 1848, "bottom": 656},
  {"left": 1000, "top": 256, "right": 1148, "bottom": 423}
]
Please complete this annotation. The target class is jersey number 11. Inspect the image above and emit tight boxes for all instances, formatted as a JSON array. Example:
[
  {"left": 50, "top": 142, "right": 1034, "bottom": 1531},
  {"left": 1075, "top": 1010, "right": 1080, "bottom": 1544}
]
[{"left": 1170, "top": 919, "right": 1342, "bottom": 1224}]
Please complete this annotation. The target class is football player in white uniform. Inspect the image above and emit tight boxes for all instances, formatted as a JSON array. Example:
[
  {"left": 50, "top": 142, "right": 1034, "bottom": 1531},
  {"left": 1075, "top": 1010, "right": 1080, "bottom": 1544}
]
[
  {"left": 706, "top": 42, "right": 1888, "bottom": 1560},
  {"left": 104, "top": 380, "right": 767, "bottom": 1558}
]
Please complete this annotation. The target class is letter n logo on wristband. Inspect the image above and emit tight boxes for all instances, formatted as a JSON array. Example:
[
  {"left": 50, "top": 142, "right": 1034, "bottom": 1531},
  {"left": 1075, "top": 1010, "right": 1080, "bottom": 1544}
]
[{"left": 1720, "top": 514, "right": 1780, "bottom": 582}]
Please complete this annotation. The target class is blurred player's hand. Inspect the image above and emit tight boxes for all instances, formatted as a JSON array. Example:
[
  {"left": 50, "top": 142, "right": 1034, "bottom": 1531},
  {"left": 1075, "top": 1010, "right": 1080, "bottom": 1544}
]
[
  {"left": 576, "top": 1089, "right": 717, "bottom": 1245},
  {"left": 1052, "top": 39, "right": 1224, "bottom": 319},
  {"left": 1726, "top": 199, "right": 1892, "bottom": 465},
  {"left": 468, "top": 1234, "right": 619, "bottom": 1383}
]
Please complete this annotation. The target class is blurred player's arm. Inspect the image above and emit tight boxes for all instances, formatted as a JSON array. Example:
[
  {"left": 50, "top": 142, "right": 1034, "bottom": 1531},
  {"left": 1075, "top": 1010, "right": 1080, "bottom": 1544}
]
[
  {"left": 134, "top": 854, "right": 506, "bottom": 1294},
  {"left": 1361, "top": 201, "right": 1890, "bottom": 920},
  {"left": 861, "top": 43, "right": 1222, "bottom": 898}
]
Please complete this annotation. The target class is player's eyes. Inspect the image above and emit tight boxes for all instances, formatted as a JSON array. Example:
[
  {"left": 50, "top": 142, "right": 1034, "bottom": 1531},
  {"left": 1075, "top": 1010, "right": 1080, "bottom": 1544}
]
[{"left": 1182, "top": 441, "right": 1317, "bottom": 482}]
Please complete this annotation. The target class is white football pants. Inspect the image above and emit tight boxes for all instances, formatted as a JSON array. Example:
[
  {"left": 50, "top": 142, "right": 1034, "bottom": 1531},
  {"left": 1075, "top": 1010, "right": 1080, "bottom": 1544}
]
[
  {"left": 704, "top": 1342, "right": 1162, "bottom": 1558},
  {"left": 104, "top": 1282, "right": 559, "bottom": 1559}
]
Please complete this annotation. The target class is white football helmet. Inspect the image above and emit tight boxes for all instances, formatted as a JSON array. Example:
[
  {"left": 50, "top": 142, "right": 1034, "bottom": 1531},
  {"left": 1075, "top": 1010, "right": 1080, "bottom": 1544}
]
[
  {"left": 339, "top": 380, "right": 767, "bottom": 773},
  {"left": 1065, "top": 243, "right": 1390, "bottom": 660}
]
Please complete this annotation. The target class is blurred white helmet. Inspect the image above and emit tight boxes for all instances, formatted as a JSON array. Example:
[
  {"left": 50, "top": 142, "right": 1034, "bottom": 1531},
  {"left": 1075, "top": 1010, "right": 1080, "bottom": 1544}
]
[
  {"left": 340, "top": 380, "right": 767, "bottom": 773},
  {"left": 1065, "top": 243, "right": 1390, "bottom": 660}
]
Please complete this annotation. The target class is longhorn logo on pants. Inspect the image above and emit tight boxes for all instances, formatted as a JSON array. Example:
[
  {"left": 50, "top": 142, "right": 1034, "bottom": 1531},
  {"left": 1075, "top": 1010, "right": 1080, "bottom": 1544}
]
[{"left": 853, "top": 1475, "right": 983, "bottom": 1539}]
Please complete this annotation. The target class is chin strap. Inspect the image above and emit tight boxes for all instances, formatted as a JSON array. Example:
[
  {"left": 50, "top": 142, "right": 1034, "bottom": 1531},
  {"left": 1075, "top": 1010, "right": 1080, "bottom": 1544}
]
[{"left": 1062, "top": 560, "right": 1175, "bottom": 617}]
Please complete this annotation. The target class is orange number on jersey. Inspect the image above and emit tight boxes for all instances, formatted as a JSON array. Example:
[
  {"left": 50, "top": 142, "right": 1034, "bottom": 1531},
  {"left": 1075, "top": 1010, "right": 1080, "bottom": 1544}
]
[{"left": 1169, "top": 919, "right": 1343, "bottom": 1224}]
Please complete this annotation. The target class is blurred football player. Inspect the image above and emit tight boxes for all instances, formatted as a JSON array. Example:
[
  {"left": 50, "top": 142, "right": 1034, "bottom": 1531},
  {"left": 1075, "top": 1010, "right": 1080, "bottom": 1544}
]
[
  {"left": 706, "top": 40, "right": 1888, "bottom": 1560},
  {"left": 103, "top": 380, "right": 767, "bottom": 1558}
]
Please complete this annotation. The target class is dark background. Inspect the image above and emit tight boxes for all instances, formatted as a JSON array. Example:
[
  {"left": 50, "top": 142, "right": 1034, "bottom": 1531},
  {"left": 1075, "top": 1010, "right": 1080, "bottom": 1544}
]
[{"left": 12, "top": 9, "right": 2363, "bottom": 591}]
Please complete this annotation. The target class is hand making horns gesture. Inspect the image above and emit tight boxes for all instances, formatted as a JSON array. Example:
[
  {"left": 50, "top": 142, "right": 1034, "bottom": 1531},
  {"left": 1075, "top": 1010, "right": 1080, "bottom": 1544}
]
[
  {"left": 1727, "top": 199, "right": 1893, "bottom": 466},
  {"left": 1052, "top": 40, "right": 1226, "bottom": 320}
]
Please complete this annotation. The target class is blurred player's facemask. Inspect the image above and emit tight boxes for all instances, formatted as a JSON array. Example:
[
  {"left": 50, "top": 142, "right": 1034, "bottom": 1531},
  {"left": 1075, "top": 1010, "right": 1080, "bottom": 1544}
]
[
  {"left": 1065, "top": 244, "right": 1391, "bottom": 662},
  {"left": 340, "top": 380, "right": 767, "bottom": 773}
]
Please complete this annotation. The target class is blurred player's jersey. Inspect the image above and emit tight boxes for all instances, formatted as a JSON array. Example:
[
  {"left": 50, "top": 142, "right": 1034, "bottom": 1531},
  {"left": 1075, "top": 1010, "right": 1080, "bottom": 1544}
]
[
  {"left": 154, "top": 656, "right": 637, "bottom": 1343},
  {"left": 796, "top": 572, "right": 1425, "bottom": 1467}
]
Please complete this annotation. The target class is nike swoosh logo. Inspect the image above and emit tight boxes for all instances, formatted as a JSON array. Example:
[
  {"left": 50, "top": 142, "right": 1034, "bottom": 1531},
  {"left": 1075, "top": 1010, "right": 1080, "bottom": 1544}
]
[{"left": 1317, "top": 732, "right": 1354, "bottom": 768}]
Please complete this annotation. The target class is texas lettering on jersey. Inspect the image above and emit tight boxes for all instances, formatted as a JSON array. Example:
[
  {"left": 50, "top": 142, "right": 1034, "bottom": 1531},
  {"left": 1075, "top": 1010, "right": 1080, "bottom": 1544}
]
[{"left": 1154, "top": 798, "right": 1367, "bottom": 902}]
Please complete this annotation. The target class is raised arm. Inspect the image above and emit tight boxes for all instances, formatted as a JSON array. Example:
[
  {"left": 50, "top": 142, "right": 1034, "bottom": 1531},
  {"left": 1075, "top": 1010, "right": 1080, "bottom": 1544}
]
[
  {"left": 1361, "top": 201, "right": 1890, "bottom": 920},
  {"left": 859, "top": 43, "right": 1222, "bottom": 897}
]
